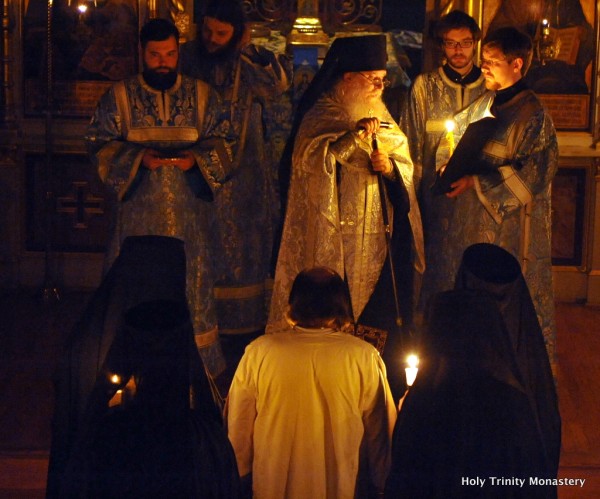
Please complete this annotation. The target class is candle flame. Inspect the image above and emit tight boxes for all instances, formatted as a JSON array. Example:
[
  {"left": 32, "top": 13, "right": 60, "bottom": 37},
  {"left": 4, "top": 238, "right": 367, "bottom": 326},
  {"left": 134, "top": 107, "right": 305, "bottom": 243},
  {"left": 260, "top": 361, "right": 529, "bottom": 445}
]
[
  {"left": 109, "top": 373, "right": 121, "bottom": 385},
  {"left": 407, "top": 354, "right": 419, "bottom": 368}
]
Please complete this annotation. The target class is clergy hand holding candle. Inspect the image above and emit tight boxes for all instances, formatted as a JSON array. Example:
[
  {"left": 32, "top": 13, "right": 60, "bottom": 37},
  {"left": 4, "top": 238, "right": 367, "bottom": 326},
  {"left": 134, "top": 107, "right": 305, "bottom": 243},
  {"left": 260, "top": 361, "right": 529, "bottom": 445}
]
[
  {"left": 440, "top": 120, "right": 474, "bottom": 198},
  {"left": 436, "top": 119, "right": 456, "bottom": 176},
  {"left": 434, "top": 113, "right": 498, "bottom": 197}
]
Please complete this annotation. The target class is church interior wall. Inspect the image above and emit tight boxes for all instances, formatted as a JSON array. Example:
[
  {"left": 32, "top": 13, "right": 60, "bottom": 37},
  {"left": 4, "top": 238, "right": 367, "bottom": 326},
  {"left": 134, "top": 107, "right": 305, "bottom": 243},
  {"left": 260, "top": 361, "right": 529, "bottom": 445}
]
[{"left": 0, "top": 0, "right": 599, "bottom": 305}]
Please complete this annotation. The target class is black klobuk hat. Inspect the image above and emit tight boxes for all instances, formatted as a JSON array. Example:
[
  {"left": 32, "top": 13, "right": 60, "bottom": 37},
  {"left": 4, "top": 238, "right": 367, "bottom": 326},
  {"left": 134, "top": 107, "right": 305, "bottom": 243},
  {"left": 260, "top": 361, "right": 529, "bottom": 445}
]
[{"left": 325, "top": 34, "right": 388, "bottom": 74}]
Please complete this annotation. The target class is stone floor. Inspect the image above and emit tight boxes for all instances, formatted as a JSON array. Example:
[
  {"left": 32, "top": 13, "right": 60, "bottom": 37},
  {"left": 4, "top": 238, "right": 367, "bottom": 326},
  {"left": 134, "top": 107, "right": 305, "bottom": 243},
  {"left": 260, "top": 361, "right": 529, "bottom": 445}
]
[{"left": 0, "top": 291, "right": 598, "bottom": 498}]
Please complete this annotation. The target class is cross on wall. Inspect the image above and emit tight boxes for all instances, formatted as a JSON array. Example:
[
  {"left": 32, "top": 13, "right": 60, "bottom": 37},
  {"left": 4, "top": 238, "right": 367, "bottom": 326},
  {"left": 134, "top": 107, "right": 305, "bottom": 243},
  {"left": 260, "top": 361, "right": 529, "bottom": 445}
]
[{"left": 56, "top": 181, "right": 104, "bottom": 229}]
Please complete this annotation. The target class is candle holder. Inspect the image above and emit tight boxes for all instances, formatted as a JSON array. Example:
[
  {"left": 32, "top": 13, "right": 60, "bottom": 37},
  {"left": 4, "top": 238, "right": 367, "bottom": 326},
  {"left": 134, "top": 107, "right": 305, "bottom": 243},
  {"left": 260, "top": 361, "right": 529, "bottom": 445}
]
[{"left": 537, "top": 19, "right": 558, "bottom": 65}]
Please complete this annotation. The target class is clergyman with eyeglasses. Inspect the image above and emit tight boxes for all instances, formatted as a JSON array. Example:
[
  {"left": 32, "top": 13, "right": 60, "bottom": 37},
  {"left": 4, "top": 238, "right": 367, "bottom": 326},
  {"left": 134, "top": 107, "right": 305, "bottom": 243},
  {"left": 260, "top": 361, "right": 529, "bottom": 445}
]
[
  {"left": 400, "top": 10, "right": 488, "bottom": 314},
  {"left": 268, "top": 35, "right": 425, "bottom": 401}
]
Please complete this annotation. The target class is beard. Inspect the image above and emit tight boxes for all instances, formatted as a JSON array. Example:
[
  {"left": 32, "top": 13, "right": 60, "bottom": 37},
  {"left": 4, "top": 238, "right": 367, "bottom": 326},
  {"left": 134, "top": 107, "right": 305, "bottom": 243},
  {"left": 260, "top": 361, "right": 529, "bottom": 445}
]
[
  {"left": 484, "top": 77, "right": 501, "bottom": 91},
  {"left": 142, "top": 67, "right": 178, "bottom": 91},
  {"left": 333, "top": 78, "right": 388, "bottom": 122},
  {"left": 447, "top": 54, "right": 473, "bottom": 72},
  {"left": 189, "top": 40, "right": 238, "bottom": 80},
  {"left": 198, "top": 38, "right": 238, "bottom": 63}
]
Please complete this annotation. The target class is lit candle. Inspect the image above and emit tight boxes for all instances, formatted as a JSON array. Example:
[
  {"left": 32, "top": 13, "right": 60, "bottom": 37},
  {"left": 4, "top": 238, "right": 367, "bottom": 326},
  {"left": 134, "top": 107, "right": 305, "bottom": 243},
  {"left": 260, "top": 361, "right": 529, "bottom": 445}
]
[
  {"left": 542, "top": 18, "right": 550, "bottom": 36},
  {"left": 108, "top": 373, "right": 125, "bottom": 407},
  {"left": 444, "top": 119, "right": 455, "bottom": 156},
  {"left": 405, "top": 354, "right": 419, "bottom": 387}
]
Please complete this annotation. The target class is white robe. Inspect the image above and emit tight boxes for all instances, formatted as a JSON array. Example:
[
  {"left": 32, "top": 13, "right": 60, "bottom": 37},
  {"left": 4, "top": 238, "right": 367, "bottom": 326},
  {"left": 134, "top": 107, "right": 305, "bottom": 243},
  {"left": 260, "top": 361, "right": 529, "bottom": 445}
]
[{"left": 226, "top": 328, "right": 397, "bottom": 498}]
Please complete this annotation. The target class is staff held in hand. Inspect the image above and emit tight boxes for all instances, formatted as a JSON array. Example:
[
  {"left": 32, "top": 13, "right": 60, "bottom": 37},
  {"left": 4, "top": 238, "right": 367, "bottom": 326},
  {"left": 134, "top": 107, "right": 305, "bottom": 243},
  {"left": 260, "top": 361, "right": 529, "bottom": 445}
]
[{"left": 356, "top": 118, "right": 393, "bottom": 175}]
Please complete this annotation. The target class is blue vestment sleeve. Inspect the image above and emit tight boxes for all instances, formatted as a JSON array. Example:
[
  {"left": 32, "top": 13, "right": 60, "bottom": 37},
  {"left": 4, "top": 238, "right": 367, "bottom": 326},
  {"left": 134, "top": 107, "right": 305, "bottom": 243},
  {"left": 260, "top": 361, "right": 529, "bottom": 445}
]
[{"left": 85, "top": 86, "right": 146, "bottom": 197}]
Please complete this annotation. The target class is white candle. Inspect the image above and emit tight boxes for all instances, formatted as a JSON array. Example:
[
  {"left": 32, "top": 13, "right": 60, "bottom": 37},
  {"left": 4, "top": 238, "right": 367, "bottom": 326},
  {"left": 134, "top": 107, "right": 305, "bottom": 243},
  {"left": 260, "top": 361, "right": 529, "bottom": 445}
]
[
  {"left": 405, "top": 354, "right": 419, "bottom": 387},
  {"left": 444, "top": 119, "right": 456, "bottom": 156}
]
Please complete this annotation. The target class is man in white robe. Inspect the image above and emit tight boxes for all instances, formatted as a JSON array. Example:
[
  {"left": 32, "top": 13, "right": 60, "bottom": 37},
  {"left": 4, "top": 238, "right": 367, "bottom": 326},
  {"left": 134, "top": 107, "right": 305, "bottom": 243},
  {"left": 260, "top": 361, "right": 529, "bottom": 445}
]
[{"left": 227, "top": 267, "right": 397, "bottom": 498}]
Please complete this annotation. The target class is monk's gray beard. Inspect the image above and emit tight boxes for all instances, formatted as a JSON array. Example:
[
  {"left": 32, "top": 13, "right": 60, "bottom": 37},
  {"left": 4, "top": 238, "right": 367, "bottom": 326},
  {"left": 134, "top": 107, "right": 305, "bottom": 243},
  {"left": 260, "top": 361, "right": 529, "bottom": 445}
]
[{"left": 333, "top": 80, "right": 387, "bottom": 122}]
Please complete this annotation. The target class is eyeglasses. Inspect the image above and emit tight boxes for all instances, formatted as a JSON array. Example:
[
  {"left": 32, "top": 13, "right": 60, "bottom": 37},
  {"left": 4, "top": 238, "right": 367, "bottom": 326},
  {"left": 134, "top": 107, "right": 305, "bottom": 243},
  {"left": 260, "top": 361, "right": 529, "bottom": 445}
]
[
  {"left": 480, "top": 57, "right": 508, "bottom": 67},
  {"left": 442, "top": 39, "right": 474, "bottom": 49},
  {"left": 358, "top": 72, "right": 391, "bottom": 88}
]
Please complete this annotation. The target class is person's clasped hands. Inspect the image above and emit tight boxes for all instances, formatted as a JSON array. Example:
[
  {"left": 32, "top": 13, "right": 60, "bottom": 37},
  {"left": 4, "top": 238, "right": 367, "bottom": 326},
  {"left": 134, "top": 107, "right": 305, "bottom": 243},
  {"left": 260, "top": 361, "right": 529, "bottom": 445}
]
[{"left": 142, "top": 148, "right": 196, "bottom": 171}]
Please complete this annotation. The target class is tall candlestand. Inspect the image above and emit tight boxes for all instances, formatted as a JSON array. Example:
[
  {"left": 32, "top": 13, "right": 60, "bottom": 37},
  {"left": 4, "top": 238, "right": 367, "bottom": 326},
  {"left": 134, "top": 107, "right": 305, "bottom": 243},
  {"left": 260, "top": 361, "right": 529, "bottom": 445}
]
[
  {"left": 1, "top": 0, "right": 15, "bottom": 127},
  {"left": 42, "top": 0, "right": 59, "bottom": 302}
]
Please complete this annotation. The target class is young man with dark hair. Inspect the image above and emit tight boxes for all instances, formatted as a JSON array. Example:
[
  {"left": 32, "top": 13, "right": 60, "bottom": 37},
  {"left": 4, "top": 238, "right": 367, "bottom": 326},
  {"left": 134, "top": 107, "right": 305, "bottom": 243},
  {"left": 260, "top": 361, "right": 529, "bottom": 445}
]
[
  {"left": 401, "top": 10, "right": 487, "bottom": 311},
  {"left": 85, "top": 18, "right": 235, "bottom": 377},
  {"left": 180, "top": 0, "right": 292, "bottom": 336},
  {"left": 440, "top": 26, "right": 559, "bottom": 363},
  {"left": 139, "top": 15, "right": 179, "bottom": 45}
]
